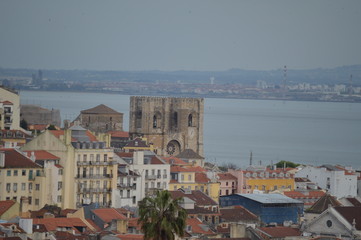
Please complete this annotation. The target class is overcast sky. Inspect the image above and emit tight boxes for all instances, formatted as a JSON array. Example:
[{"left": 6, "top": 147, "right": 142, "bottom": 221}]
[{"left": 1, "top": 0, "right": 361, "bottom": 71}]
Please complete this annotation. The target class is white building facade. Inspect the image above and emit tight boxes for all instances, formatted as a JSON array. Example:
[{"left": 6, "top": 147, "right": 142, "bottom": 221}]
[{"left": 295, "top": 165, "right": 358, "bottom": 199}]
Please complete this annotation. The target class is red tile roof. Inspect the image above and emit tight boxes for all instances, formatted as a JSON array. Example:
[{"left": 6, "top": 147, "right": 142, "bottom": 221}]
[
  {"left": 218, "top": 173, "right": 237, "bottom": 181},
  {"left": 108, "top": 131, "right": 129, "bottom": 138},
  {"left": 0, "top": 148, "right": 41, "bottom": 168},
  {"left": 92, "top": 208, "right": 127, "bottom": 223},
  {"left": 162, "top": 156, "right": 188, "bottom": 165},
  {"left": 220, "top": 206, "right": 258, "bottom": 222},
  {"left": 150, "top": 156, "right": 165, "bottom": 164},
  {"left": 169, "top": 190, "right": 218, "bottom": 206},
  {"left": 128, "top": 218, "right": 142, "bottom": 231},
  {"left": 32, "top": 217, "right": 87, "bottom": 232},
  {"left": 171, "top": 166, "right": 205, "bottom": 173},
  {"left": 334, "top": 206, "right": 361, "bottom": 230},
  {"left": 0, "top": 200, "right": 17, "bottom": 216},
  {"left": 49, "top": 130, "right": 97, "bottom": 142},
  {"left": 24, "top": 150, "right": 60, "bottom": 161},
  {"left": 186, "top": 218, "right": 215, "bottom": 235},
  {"left": 195, "top": 172, "right": 210, "bottom": 183},
  {"left": 29, "top": 124, "right": 49, "bottom": 131},
  {"left": 257, "top": 226, "right": 301, "bottom": 238},
  {"left": 81, "top": 104, "right": 121, "bottom": 114},
  {"left": 115, "top": 152, "right": 133, "bottom": 158},
  {"left": 116, "top": 234, "right": 144, "bottom": 240},
  {"left": 284, "top": 190, "right": 325, "bottom": 199}
]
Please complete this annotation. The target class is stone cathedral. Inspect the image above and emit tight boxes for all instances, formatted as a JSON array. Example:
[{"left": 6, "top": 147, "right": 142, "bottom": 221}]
[{"left": 129, "top": 96, "right": 204, "bottom": 157}]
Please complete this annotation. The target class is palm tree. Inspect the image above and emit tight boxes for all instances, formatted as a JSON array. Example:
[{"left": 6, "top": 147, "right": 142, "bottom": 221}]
[{"left": 138, "top": 190, "right": 187, "bottom": 240}]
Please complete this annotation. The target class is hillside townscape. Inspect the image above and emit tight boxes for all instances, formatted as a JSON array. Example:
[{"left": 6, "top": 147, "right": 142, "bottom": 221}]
[{"left": 1, "top": 85, "right": 361, "bottom": 240}]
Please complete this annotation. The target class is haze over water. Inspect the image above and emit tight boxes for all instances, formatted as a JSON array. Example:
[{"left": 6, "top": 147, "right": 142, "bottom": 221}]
[{"left": 20, "top": 91, "right": 361, "bottom": 169}]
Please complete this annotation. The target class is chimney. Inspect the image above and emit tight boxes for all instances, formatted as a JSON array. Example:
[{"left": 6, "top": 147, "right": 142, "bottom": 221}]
[{"left": 30, "top": 151, "right": 36, "bottom": 162}]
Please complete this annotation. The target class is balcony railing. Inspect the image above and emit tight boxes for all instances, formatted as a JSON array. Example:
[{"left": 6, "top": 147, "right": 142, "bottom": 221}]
[
  {"left": 78, "top": 188, "right": 111, "bottom": 193},
  {"left": 77, "top": 161, "right": 116, "bottom": 166},
  {"left": 76, "top": 174, "right": 113, "bottom": 179},
  {"left": 118, "top": 183, "right": 136, "bottom": 189},
  {"left": 145, "top": 175, "right": 157, "bottom": 180}
]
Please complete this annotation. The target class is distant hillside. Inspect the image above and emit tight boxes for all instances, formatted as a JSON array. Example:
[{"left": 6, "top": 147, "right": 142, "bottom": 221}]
[{"left": 0, "top": 65, "right": 360, "bottom": 86}]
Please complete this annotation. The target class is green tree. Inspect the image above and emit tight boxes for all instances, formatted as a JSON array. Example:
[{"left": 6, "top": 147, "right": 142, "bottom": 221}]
[
  {"left": 47, "top": 124, "right": 57, "bottom": 130},
  {"left": 275, "top": 160, "right": 300, "bottom": 168},
  {"left": 138, "top": 190, "right": 187, "bottom": 240},
  {"left": 20, "top": 119, "right": 28, "bottom": 130}
]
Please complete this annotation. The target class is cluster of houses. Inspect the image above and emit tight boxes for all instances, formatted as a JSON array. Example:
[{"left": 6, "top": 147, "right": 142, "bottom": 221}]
[{"left": 1, "top": 86, "right": 361, "bottom": 240}]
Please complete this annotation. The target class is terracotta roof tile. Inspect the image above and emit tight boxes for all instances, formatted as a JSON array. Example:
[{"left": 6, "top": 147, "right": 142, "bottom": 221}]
[
  {"left": 32, "top": 218, "right": 87, "bottom": 232},
  {"left": 92, "top": 208, "right": 127, "bottom": 223},
  {"left": 220, "top": 206, "right": 258, "bottom": 222},
  {"left": 0, "top": 200, "right": 17, "bottom": 216},
  {"left": 218, "top": 173, "right": 237, "bottom": 181},
  {"left": 346, "top": 197, "right": 361, "bottom": 207},
  {"left": 306, "top": 193, "right": 341, "bottom": 214},
  {"left": 195, "top": 172, "right": 210, "bottom": 183},
  {"left": 171, "top": 166, "right": 205, "bottom": 173},
  {"left": 128, "top": 218, "right": 141, "bottom": 231},
  {"left": 81, "top": 104, "right": 121, "bottom": 114},
  {"left": 108, "top": 131, "right": 129, "bottom": 138},
  {"left": 186, "top": 218, "right": 215, "bottom": 235},
  {"left": 0, "top": 148, "right": 41, "bottom": 168},
  {"left": 116, "top": 234, "right": 144, "bottom": 240},
  {"left": 24, "top": 150, "right": 60, "bottom": 161},
  {"left": 169, "top": 190, "right": 217, "bottom": 206},
  {"left": 257, "top": 226, "right": 301, "bottom": 238},
  {"left": 162, "top": 156, "right": 188, "bottom": 165},
  {"left": 176, "top": 149, "right": 204, "bottom": 159},
  {"left": 1, "top": 100, "right": 13, "bottom": 105},
  {"left": 334, "top": 206, "right": 361, "bottom": 230}
]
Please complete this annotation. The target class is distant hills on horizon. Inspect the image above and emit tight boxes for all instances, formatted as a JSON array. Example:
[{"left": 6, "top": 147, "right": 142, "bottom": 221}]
[{"left": 1, "top": 64, "right": 360, "bottom": 86}]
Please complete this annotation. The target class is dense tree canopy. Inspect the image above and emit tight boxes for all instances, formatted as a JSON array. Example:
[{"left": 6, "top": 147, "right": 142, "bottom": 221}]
[{"left": 138, "top": 190, "right": 187, "bottom": 240}]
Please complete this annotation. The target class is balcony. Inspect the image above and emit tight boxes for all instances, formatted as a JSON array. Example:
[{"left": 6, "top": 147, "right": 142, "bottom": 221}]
[
  {"left": 77, "top": 161, "right": 116, "bottom": 166},
  {"left": 118, "top": 183, "right": 136, "bottom": 189},
  {"left": 78, "top": 188, "right": 111, "bottom": 193},
  {"left": 145, "top": 175, "right": 157, "bottom": 180},
  {"left": 76, "top": 174, "right": 113, "bottom": 179}
]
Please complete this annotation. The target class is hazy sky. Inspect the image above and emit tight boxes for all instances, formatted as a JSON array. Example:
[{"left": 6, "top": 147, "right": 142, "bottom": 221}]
[{"left": 1, "top": 0, "right": 361, "bottom": 71}]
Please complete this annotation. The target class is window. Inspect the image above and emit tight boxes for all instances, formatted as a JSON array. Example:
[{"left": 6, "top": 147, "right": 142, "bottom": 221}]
[
  {"left": 58, "top": 182, "right": 62, "bottom": 190},
  {"left": 22, "top": 183, "right": 26, "bottom": 191},
  {"left": 145, "top": 170, "right": 149, "bottom": 176},
  {"left": 103, "top": 167, "right": 107, "bottom": 176},
  {"left": 57, "top": 195, "right": 62, "bottom": 203},
  {"left": 78, "top": 154, "right": 81, "bottom": 162},
  {"left": 13, "top": 183, "right": 18, "bottom": 192},
  {"left": 90, "top": 154, "right": 94, "bottom": 162},
  {"left": 181, "top": 174, "right": 184, "bottom": 181},
  {"left": 14, "top": 170, "right": 18, "bottom": 176},
  {"left": 36, "top": 170, "right": 40, "bottom": 176},
  {"left": 29, "top": 183, "right": 33, "bottom": 191},
  {"left": 7, "top": 170, "right": 11, "bottom": 176},
  {"left": 157, "top": 182, "right": 161, "bottom": 188},
  {"left": 35, "top": 184, "right": 40, "bottom": 191},
  {"left": 188, "top": 114, "right": 193, "bottom": 127},
  {"left": 173, "top": 112, "right": 178, "bottom": 128},
  {"left": 83, "top": 154, "right": 87, "bottom": 162},
  {"left": 58, "top": 169, "right": 63, "bottom": 175},
  {"left": 226, "top": 182, "right": 228, "bottom": 186},
  {"left": 35, "top": 199, "right": 39, "bottom": 205},
  {"left": 104, "top": 154, "right": 108, "bottom": 162},
  {"left": 188, "top": 175, "right": 191, "bottom": 181},
  {"left": 96, "top": 154, "right": 100, "bottom": 162},
  {"left": 90, "top": 168, "right": 94, "bottom": 177},
  {"left": 174, "top": 185, "right": 177, "bottom": 190},
  {"left": 6, "top": 183, "right": 11, "bottom": 192}
]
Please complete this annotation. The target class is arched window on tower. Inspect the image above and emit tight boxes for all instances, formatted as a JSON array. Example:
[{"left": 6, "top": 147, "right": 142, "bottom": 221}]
[
  {"left": 188, "top": 114, "right": 193, "bottom": 127},
  {"left": 173, "top": 112, "right": 178, "bottom": 128},
  {"left": 153, "top": 115, "right": 157, "bottom": 128}
]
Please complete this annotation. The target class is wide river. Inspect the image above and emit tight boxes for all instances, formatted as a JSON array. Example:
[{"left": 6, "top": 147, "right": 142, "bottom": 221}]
[{"left": 20, "top": 91, "right": 361, "bottom": 169}]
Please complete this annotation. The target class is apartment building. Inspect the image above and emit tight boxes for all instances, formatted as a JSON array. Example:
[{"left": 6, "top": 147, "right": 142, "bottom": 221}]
[
  {"left": 0, "top": 148, "right": 46, "bottom": 212},
  {"left": 295, "top": 165, "right": 358, "bottom": 198},
  {"left": 0, "top": 87, "right": 21, "bottom": 130},
  {"left": 21, "top": 125, "right": 117, "bottom": 209},
  {"left": 126, "top": 151, "right": 170, "bottom": 199}
]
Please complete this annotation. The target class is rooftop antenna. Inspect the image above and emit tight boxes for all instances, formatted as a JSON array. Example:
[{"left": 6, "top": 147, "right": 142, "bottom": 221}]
[
  {"left": 282, "top": 65, "right": 287, "bottom": 99},
  {"left": 249, "top": 151, "right": 253, "bottom": 166}
]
